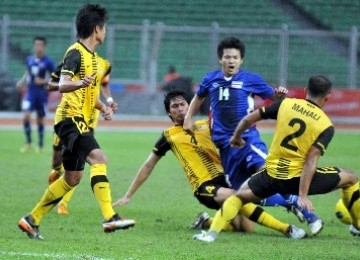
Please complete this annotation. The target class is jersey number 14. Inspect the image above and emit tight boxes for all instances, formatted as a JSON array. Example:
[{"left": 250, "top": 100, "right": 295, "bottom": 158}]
[{"left": 219, "top": 87, "right": 230, "bottom": 101}]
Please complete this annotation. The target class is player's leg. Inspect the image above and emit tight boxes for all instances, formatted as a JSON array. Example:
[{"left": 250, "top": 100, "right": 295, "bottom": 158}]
[
  {"left": 20, "top": 100, "right": 32, "bottom": 153},
  {"left": 35, "top": 100, "right": 46, "bottom": 153},
  {"left": 193, "top": 172, "right": 306, "bottom": 242},
  {"left": 83, "top": 135, "right": 135, "bottom": 232},
  {"left": 336, "top": 168, "right": 360, "bottom": 234},
  {"left": 247, "top": 141, "right": 322, "bottom": 230}
]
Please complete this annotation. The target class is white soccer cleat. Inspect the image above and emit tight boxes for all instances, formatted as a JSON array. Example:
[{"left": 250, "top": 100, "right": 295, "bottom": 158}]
[
  {"left": 192, "top": 230, "right": 215, "bottom": 243},
  {"left": 308, "top": 219, "right": 324, "bottom": 236},
  {"left": 102, "top": 214, "right": 135, "bottom": 233},
  {"left": 349, "top": 224, "right": 360, "bottom": 236},
  {"left": 287, "top": 225, "right": 306, "bottom": 239}
]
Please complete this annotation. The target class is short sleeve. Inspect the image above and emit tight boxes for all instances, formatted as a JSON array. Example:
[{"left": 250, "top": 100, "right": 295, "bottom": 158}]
[
  {"left": 61, "top": 49, "right": 81, "bottom": 76},
  {"left": 313, "top": 126, "right": 334, "bottom": 155},
  {"left": 259, "top": 99, "right": 283, "bottom": 120},
  {"left": 152, "top": 132, "right": 171, "bottom": 156}
]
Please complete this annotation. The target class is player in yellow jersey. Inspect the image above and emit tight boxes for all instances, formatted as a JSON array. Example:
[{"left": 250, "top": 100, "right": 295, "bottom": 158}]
[
  {"left": 194, "top": 75, "right": 360, "bottom": 242},
  {"left": 113, "top": 89, "right": 306, "bottom": 239},
  {"left": 47, "top": 56, "right": 117, "bottom": 215},
  {"left": 18, "top": 4, "right": 134, "bottom": 240}
]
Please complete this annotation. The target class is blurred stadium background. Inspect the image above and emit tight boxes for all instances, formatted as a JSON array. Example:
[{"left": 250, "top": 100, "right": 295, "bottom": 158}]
[{"left": 0, "top": 0, "right": 359, "bottom": 119}]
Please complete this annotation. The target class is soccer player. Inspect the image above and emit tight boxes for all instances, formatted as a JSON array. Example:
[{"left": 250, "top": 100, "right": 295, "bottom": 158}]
[
  {"left": 47, "top": 56, "right": 118, "bottom": 215},
  {"left": 16, "top": 36, "right": 55, "bottom": 153},
  {"left": 183, "top": 36, "right": 322, "bottom": 234},
  {"left": 18, "top": 4, "right": 134, "bottom": 240},
  {"left": 194, "top": 75, "right": 360, "bottom": 242},
  {"left": 113, "top": 89, "right": 306, "bottom": 238}
]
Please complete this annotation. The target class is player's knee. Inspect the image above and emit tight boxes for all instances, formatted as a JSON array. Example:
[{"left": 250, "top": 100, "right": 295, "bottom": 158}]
[
  {"left": 87, "top": 149, "right": 108, "bottom": 165},
  {"left": 339, "top": 168, "right": 358, "bottom": 186}
]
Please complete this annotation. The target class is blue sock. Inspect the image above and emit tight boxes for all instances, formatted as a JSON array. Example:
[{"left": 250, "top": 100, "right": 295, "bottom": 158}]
[
  {"left": 260, "top": 194, "right": 289, "bottom": 207},
  {"left": 282, "top": 194, "right": 319, "bottom": 223},
  {"left": 24, "top": 120, "right": 31, "bottom": 144},
  {"left": 38, "top": 123, "right": 44, "bottom": 148}
]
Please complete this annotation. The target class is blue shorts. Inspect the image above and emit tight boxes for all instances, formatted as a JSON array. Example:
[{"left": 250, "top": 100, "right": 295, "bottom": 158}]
[
  {"left": 219, "top": 137, "right": 268, "bottom": 190},
  {"left": 22, "top": 93, "right": 47, "bottom": 117}
]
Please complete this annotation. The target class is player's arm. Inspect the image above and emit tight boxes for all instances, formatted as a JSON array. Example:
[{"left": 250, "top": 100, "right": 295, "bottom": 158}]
[
  {"left": 100, "top": 74, "right": 118, "bottom": 111},
  {"left": 16, "top": 72, "right": 28, "bottom": 91},
  {"left": 95, "top": 98, "right": 113, "bottom": 121},
  {"left": 230, "top": 99, "right": 283, "bottom": 148},
  {"left": 183, "top": 94, "right": 205, "bottom": 135},
  {"left": 112, "top": 152, "right": 161, "bottom": 207},
  {"left": 47, "top": 63, "right": 62, "bottom": 92},
  {"left": 298, "top": 126, "right": 334, "bottom": 212},
  {"left": 58, "top": 49, "right": 95, "bottom": 93}
]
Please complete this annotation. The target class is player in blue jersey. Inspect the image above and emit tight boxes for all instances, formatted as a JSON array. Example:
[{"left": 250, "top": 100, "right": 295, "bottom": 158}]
[
  {"left": 16, "top": 36, "right": 55, "bottom": 153},
  {"left": 184, "top": 37, "right": 323, "bottom": 235}
]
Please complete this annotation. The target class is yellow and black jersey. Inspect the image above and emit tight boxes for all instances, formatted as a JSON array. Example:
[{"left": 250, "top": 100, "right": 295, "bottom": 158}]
[
  {"left": 153, "top": 119, "right": 224, "bottom": 192},
  {"left": 55, "top": 41, "right": 102, "bottom": 125},
  {"left": 88, "top": 56, "right": 111, "bottom": 129},
  {"left": 260, "top": 98, "right": 334, "bottom": 179}
]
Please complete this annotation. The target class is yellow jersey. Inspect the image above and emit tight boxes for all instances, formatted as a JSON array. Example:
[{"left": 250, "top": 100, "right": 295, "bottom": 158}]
[
  {"left": 153, "top": 119, "right": 224, "bottom": 192},
  {"left": 260, "top": 98, "right": 334, "bottom": 179},
  {"left": 55, "top": 41, "right": 102, "bottom": 125}
]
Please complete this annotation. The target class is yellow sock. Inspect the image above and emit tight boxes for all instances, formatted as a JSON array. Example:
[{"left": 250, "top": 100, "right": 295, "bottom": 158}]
[
  {"left": 31, "top": 176, "right": 72, "bottom": 225},
  {"left": 207, "top": 217, "right": 235, "bottom": 231},
  {"left": 341, "top": 182, "right": 360, "bottom": 227},
  {"left": 60, "top": 187, "right": 76, "bottom": 206},
  {"left": 90, "top": 164, "right": 115, "bottom": 221},
  {"left": 241, "top": 203, "right": 289, "bottom": 234},
  {"left": 210, "top": 195, "right": 242, "bottom": 233}
]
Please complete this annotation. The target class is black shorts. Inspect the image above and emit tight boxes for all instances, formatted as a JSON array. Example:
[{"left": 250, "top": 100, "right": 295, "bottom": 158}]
[
  {"left": 194, "top": 175, "right": 229, "bottom": 210},
  {"left": 52, "top": 132, "right": 62, "bottom": 152},
  {"left": 248, "top": 167, "right": 341, "bottom": 198},
  {"left": 54, "top": 117, "right": 100, "bottom": 171}
]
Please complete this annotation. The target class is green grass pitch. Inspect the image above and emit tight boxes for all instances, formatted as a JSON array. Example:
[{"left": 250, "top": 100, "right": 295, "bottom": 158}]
[{"left": 0, "top": 129, "right": 359, "bottom": 259}]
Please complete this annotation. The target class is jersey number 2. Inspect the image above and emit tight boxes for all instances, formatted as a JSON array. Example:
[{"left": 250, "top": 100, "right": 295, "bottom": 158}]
[{"left": 280, "top": 118, "right": 306, "bottom": 152}]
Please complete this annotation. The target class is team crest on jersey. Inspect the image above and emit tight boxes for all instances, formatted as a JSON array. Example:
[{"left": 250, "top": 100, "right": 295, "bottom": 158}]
[
  {"left": 212, "top": 83, "right": 219, "bottom": 88},
  {"left": 231, "top": 81, "right": 243, "bottom": 89}
]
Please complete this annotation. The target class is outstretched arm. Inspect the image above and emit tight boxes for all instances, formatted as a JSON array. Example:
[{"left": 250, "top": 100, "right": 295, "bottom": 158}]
[
  {"left": 113, "top": 152, "right": 161, "bottom": 206},
  {"left": 230, "top": 110, "right": 262, "bottom": 148},
  {"left": 183, "top": 94, "right": 205, "bottom": 135}
]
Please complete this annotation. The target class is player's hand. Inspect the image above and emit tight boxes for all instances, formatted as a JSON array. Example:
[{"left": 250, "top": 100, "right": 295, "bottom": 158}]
[
  {"left": 81, "top": 72, "right": 96, "bottom": 87},
  {"left": 297, "top": 195, "right": 314, "bottom": 212},
  {"left": 112, "top": 196, "right": 131, "bottom": 207},
  {"left": 34, "top": 77, "right": 45, "bottom": 86},
  {"left": 274, "top": 86, "right": 288, "bottom": 99},
  {"left": 108, "top": 101, "right": 118, "bottom": 112},
  {"left": 101, "top": 106, "right": 113, "bottom": 121},
  {"left": 230, "top": 134, "right": 246, "bottom": 148}
]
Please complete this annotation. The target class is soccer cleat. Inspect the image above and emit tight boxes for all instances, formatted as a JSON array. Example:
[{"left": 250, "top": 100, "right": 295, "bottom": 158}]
[
  {"left": 36, "top": 146, "right": 44, "bottom": 153},
  {"left": 20, "top": 144, "right": 31, "bottom": 153},
  {"left": 308, "top": 219, "right": 324, "bottom": 236},
  {"left": 48, "top": 170, "right": 61, "bottom": 184},
  {"left": 57, "top": 203, "right": 69, "bottom": 215},
  {"left": 286, "top": 225, "right": 306, "bottom": 239},
  {"left": 18, "top": 215, "right": 43, "bottom": 240},
  {"left": 192, "top": 230, "right": 215, "bottom": 243},
  {"left": 349, "top": 224, "right": 360, "bottom": 236},
  {"left": 189, "top": 212, "right": 210, "bottom": 230},
  {"left": 288, "top": 205, "right": 305, "bottom": 223},
  {"left": 102, "top": 214, "right": 135, "bottom": 233}
]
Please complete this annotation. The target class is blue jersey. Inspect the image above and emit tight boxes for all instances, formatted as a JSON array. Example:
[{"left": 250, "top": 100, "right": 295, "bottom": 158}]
[
  {"left": 25, "top": 55, "right": 54, "bottom": 97},
  {"left": 197, "top": 69, "right": 274, "bottom": 148}
]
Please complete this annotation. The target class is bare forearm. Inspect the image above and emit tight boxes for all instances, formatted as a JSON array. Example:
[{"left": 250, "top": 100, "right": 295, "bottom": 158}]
[
  {"left": 234, "top": 110, "right": 262, "bottom": 137},
  {"left": 58, "top": 80, "right": 84, "bottom": 93},
  {"left": 299, "top": 149, "right": 319, "bottom": 197},
  {"left": 186, "top": 94, "right": 205, "bottom": 119},
  {"left": 125, "top": 161, "right": 156, "bottom": 198}
]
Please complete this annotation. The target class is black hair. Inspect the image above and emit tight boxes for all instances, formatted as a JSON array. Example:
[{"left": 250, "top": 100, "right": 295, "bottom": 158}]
[
  {"left": 164, "top": 89, "right": 190, "bottom": 113},
  {"left": 217, "top": 37, "right": 245, "bottom": 59},
  {"left": 75, "top": 4, "right": 108, "bottom": 39},
  {"left": 307, "top": 75, "right": 332, "bottom": 97},
  {"left": 33, "top": 36, "right": 47, "bottom": 45}
]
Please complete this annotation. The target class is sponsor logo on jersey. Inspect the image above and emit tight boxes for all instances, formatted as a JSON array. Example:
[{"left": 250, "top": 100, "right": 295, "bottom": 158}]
[{"left": 231, "top": 81, "right": 243, "bottom": 89}]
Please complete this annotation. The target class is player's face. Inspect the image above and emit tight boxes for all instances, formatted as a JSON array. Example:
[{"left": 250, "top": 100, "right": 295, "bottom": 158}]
[
  {"left": 219, "top": 48, "right": 243, "bottom": 77},
  {"left": 168, "top": 97, "right": 189, "bottom": 124},
  {"left": 33, "top": 40, "right": 46, "bottom": 58},
  {"left": 96, "top": 24, "right": 107, "bottom": 44}
]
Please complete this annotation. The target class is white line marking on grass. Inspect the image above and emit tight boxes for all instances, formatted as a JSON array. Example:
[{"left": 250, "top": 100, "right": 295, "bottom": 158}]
[{"left": 0, "top": 250, "right": 113, "bottom": 260}]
